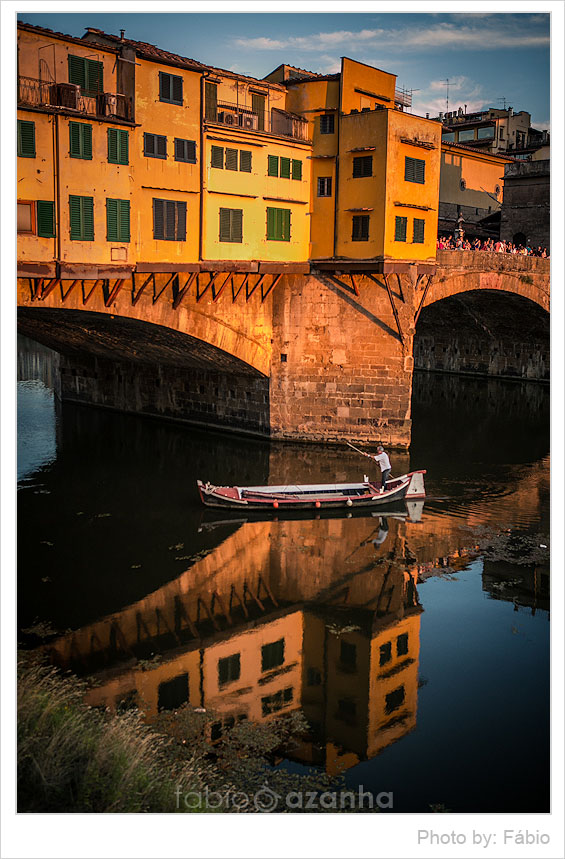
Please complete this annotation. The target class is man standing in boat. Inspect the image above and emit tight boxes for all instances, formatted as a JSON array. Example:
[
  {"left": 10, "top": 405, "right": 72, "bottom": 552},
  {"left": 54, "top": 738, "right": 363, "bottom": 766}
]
[{"left": 373, "top": 445, "right": 391, "bottom": 492}]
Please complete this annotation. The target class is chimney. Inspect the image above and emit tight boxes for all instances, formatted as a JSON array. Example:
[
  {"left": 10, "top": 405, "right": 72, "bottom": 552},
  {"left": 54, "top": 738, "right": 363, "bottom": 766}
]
[
  {"left": 426, "top": 112, "right": 429, "bottom": 119},
  {"left": 464, "top": 104, "right": 467, "bottom": 114},
  {"left": 120, "top": 29, "right": 125, "bottom": 40}
]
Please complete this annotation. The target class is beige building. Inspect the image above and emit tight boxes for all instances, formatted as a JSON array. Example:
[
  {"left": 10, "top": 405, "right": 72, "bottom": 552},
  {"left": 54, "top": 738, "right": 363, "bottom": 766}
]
[{"left": 435, "top": 106, "right": 536, "bottom": 156}]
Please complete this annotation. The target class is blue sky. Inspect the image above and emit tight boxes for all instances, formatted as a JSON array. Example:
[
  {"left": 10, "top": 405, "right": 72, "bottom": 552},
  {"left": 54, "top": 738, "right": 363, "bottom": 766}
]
[{"left": 18, "top": 12, "right": 550, "bottom": 129}]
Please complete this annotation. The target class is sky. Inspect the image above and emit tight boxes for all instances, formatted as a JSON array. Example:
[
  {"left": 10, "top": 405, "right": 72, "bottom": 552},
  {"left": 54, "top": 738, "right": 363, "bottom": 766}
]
[{"left": 17, "top": 11, "right": 550, "bottom": 130}]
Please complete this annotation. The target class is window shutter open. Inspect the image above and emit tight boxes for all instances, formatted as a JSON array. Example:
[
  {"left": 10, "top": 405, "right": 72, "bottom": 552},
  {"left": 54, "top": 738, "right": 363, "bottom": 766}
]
[
  {"left": 18, "top": 120, "right": 36, "bottom": 157},
  {"left": 267, "top": 155, "right": 278, "bottom": 177},
  {"left": 291, "top": 159, "right": 302, "bottom": 181},
  {"left": 219, "top": 208, "right": 231, "bottom": 242},
  {"left": 156, "top": 135, "right": 167, "bottom": 158},
  {"left": 211, "top": 146, "right": 224, "bottom": 169},
  {"left": 106, "top": 198, "right": 118, "bottom": 240},
  {"left": 69, "top": 122, "right": 81, "bottom": 157},
  {"left": 205, "top": 81, "right": 217, "bottom": 121},
  {"left": 144, "top": 133, "right": 155, "bottom": 156},
  {"left": 69, "top": 195, "right": 81, "bottom": 240},
  {"left": 119, "top": 200, "right": 130, "bottom": 242},
  {"left": 153, "top": 199, "right": 164, "bottom": 239},
  {"left": 395, "top": 216, "right": 407, "bottom": 242},
  {"left": 174, "top": 138, "right": 184, "bottom": 161},
  {"left": 232, "top": 209, "right": 242, "bottom": 242},
  {"left": 280, "top": 157, "right": 291, "bottom": 179},
  {"left": 82, "top": 197, "right": 94, "bottom": 240},
  {"left": 108, "top": 128, "right": 118, "bottom": 163},
  {"left": 176, "top": 202, "right": 186, "bottom": 241},
  {"left": 172, "top": 76, "right": 183, "bottom": 104},
  {"left": 37, "top": 201, "right": 55, "bottom": 238},
  {"left": 413, "top": 218, "right": 425, "bottom": 243},
  {"left": 82, "top": 124, "right": 92, "bottom": 159},
  {"left": 159, "top": 72, "right": 170, "bottom": 101},
  {"left": 266, "top": 207, "right": 276, "bottom": 240},
  {"left": 240, "top": 150, "right": 252, "bottom": 173},
  {"left": 68, "top": 55, "right": 86, "bottom": 90},
  {"left": 85, "top": 58, "right": 103, "bottom": 94},
  {"left": 225, "top": 148, "right": 238, "bottom": 171}
]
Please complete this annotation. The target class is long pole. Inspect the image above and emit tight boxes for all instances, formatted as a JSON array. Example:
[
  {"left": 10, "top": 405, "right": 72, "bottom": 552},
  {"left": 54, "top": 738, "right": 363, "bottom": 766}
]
[{"left": 346, "top": 441, "right": 375, "bottom": 460}]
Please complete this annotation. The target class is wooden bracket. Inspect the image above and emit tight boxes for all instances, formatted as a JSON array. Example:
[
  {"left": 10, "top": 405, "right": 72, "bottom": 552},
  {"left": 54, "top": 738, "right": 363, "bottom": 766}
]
[
  {"left": 172, "top": 271, "right": 197, "bottom": 309},
  {"left": 82, "top": 279, "right": 102, "bottom": 305},
  {"left": 104, "top": 278, "right": 125, "bottom": 307},
  {"left": 132, "top": 272, "right": 154, "bottom": 306},
  {"left": 231, "top": 273, "right": 249, "bottom": 301},
  {"left": 212, "top": 273, "right": 232, "bottom": 303},
  {"left": 414, "top": 275, "right": 433, "bottom": 326},
  {"left": 197, "top": 272, "right": 221, "bottom": 303},
  {"left": 261, "top": 273, "right": 282, "bottom": 303},
  {"left": 60, "top": 279, "right": 79, "bottom": 303},
  {"left": 383, "top": 274, "right": 404, "bottom": 344},
  {"left": 153, "top": 272, "right": 176, "bottom": 305},
  {"left": 40, "top": 278, "right": 61, "bottom": 301},
  {"left": 246, "top": 273, "right": 268, "bottom": 301}
]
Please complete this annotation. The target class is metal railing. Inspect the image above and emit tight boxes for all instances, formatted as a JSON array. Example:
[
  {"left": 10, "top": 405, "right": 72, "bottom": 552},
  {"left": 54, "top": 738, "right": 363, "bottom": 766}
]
[
  {"left": 205, "top": 101, "right": 310, "bottom": 142},
  {"left": 18, "top": 76, "right": 132, "bottom": 121}
]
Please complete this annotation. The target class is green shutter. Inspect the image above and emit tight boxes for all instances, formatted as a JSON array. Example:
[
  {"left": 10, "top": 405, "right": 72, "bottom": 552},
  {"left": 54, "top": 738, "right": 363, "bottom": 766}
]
[
  {"left": 405, "top": 157, "right": 425, "bottom": 184},
  {"left": 85, "top": 58, "right": 103, "bottom": 95},
  {"left": 280, "top": 157, "right": 291, "bottom": 179},
  {"left": 119, "top": 200, "right": 130, "bottom": 241},
  {"left": 266, "top": 207, "right": 276, "bottom": 239},
  {"left": 108, "top": 128, "right": 118, "bottom": 163},
  {"left": 205, "top": 81, "right": 217, "bottom": 121},
  {"left": 119, "top": 130, "right": 128, "bottom": 164},
  {"left": 69, "top": 195, "right": 81, "bottom": 240},
  {"left": 211, "top": 146, "right": 224, "bottom": 169},
  {"left": 413, "top": 218, "right": 425, "bottom": 243},
  {"left": 106, "top": 198, "right": 118, "bottom": 240},
  {"left": 82, "top": 196, "right": 94, "bottom": 240},
  {"left": 70, "top": 123, "right": 92, "bottom": 159},
  {"left": 281, "top": 209, "right": 290, "bottom": 241},
  {"left": 395, "top": 216, "right": 407, "bottom": 242},
  {"left": 267, "top": 155, "right": 278, "bottom": 177},
  {"left": 267, "top": 207, "right": 290, "bottom": 241},
  {"left": 108, "top": 129, "right": 128, "bottom": 164},
  {"left": 70, "top": 195, "right": 93, "bottom": 240},
  {"left": 68, "top": 55, "right": 86, "bottom": 90},
  {"left": 225, "top": 148, "right": 238, "bottom": 171},
  {"left": 240, "top": 150, "right": 252, "bottom": 173},
  {"left": 219, "top": 208, "right": 231, "bottom": 242},
  {"left": 232, "top": 209, "right": 242, "bottom": 243},
  {"left": 36, "top": 201, "right": 55, "bottom": 238},
  {"left": 18, "top": 120, "right": 36, "bottom": 157},
  {"left": 291, "top": 159, "right": 302, "bottom": 181},
  {"left": 153, "top": 199, "right": 164, "bottom": 239}
]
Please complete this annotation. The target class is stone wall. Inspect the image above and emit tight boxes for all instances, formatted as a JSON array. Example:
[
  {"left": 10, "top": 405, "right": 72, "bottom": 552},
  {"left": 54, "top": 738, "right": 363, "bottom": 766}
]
[{"left": 500, "top": 160, "right": 550, "bottom": 251}]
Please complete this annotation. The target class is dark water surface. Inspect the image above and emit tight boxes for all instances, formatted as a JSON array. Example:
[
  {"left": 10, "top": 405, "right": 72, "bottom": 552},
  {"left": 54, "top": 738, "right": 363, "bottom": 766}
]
[{"left": 17, "top": 336, "right": 550, "bottom": 813}]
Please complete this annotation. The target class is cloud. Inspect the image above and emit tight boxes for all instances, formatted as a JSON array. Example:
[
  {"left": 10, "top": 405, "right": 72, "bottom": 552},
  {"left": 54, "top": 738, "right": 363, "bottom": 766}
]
[{"left": 412, "top": 76, "right": 489, "bottom": 118}]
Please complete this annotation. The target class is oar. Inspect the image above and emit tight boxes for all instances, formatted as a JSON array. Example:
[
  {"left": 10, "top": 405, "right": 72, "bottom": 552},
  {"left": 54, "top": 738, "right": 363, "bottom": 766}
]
[{"left": 345, "top": 441, "right": 375, "bottom": 460}]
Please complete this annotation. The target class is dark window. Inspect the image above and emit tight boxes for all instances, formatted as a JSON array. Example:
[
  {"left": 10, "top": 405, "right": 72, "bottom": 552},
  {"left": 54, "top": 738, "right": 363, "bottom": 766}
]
[
  {"left": 459, "top": 178, "right": 466, "bottom": 191},
  {"left": 413, "top": 218, "right": 425, "bottom": 244},
  {"left": 291, "top": 159, "right": 302, "bottom": 181},
  {"left": 404, "top": 156, "right": 425, "bottom": 184},
  {"left": 379, "top": 641, "right": 392, "bottom": 666},
  {"left": 69, "top": 122, "right": 92, "bottom": 160},
  {"left": 36, "top": 201, "right": 56, "bottom": 238},
  {"left": 267, "top": 155, "right": 279, "bottom": 177},
  {"left": 240, "top": 150, "right": 252, "bottom": 173},
  {"left": 17, "top": 201, "right": 34, "bottom": 234},
  {"left": 261, "top": 687, "right": 293, "bottom": 716},
  {"left": 320, "top": 114, "right": 335, "bottom": 134},
  {"left": 219, "top": 208, "right": 243, "bottom": 243},
  {"left": 352, "top": 214, "right": 369, "bottom": 241},
  {"left": 211, "top": 145, "right": 224, "bottom": 169},
  {"left": 153, "top": 198, "right": 187, "bottom": 241},
  {"left": 17, "top": 120, "right": 35, "bottom": 158},
  {"left": 107, "top": 127, "right": 128, "bottom": 165},
  {"left": 317, "top": 176, "right": 332, "bottom": 197},
  {"left": 218, "top": 653, "right": 240, "bottom": 685},
  {"left": 307, "top": 667, "right": 322, "bottom": 686},
  {"left": 225, "top": 148, "right": 238, "bottom": 171},
  {"left": 353, "top": 156, "right": 372, "bottom": 178},
  {"left": 340, "top": 640, "right": 357, "bottom": 670},
  {"left": 205, "top": 81, "right": 218, "bottom": 121},
  {"left": 385, "top": 685, "right": 405, "bottom": 715},
  {"left": 159, "top": 71, "right": 183, "bottom": 105},
  {"left": 106, "top": 198, "right": 130, "bottom": 242},
  {"left": 158, "top": 673, "right": 189, "bottom": 711},
  {"left": 174, "top": 138, "right": 197, "bottom": 163},
  {"left": 251, "top": 92, "right": 266, "bottom": 131},
  {"left": 396, "top": 633, "right": 409, "bottom": 657},
  {"left": 280, "top": 157, "right": 291, "bottom": 179},
  {"left": 261, "top": 638, "right": 285, "bottom": 671},
  {"left": 69, "top": 195, "right": 94, "bottom": 241},
  {"left": 395, "top": 216, "right": 408, "bottom": 242},
  {"left": 337, "top": 698, "right": 356, "bottom": 720},
  {"left": 68, "top": 54, "right": 103, "bottom": 95},
  {"left": 458, "top": 129, "right": 475, "bottom": 143},
  {"left": 211, "top": 721, "right": 222, "bottom": 741},
  {"left": 144, "top": 133, "right": 167, "bottom": 159},
  {"left": 266, "top": 207, "right": 291, "bottom": 242},
  {"left": 477, "top": 126, "right": 495, "bottom": 140}
]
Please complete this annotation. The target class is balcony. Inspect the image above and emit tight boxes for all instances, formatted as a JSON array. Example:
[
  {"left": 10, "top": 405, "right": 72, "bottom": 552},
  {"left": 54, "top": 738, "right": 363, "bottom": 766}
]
[
  {"left": 18, "top": 77, "right": 133, "bottom": 122},
  {"left": 205, "top": 101, "right": 310, "bottom": 143}
]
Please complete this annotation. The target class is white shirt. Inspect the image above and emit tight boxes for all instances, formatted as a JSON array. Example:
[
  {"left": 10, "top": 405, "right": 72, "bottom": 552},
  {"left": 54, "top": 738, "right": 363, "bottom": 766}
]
[{"left": 374, "top": 451, "right": 391, "bottom": 472}]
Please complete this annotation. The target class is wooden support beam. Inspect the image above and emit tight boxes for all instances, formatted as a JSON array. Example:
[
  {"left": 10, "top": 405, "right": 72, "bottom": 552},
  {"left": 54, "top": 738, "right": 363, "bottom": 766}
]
[
  {"left": 383, "top": 274, "right": 404, "bottom": 344},
  {"left": 197, "top": 596, "right": 221, "bottom": 630},
  {"left": 153, "top": 273, "right": 176, "bottom": 305},
  {"left": 29, "top": 278, "right": 37, "bottom": 300},
  {"left": 229, "top": 584, "right": 249, "bottom": 618},
  {"left": 396, "top": 273, "right": 405, "bottom": 303},
  {"left": 196, "top": 272, "right": 221, "bottom": 303},
  {"left": 414, "top": 275, "right": 432, "bottom": 326},
  {"left": 110, "top": 620, "right": 135, "bottom": 656},
  {"left": 257, "top": 575, "right": 279, "bottom": 608},
  {"left": 246, "top": 273, "right": 268, "bottom": 301},
  {"left": 104, "top": 278, "right": 125, "bottom": 307},
  {"left": 155, "top": 607, "right": 181, "bottom": 644},
  {"left": 172, "top": 271, "right": 197, "bottom": 310},
  {"left": 231, "top": 273, "right": 249, "bottom": 302},
  {"left": 244, "top": 581, "right": 265, "bottom": 612},
  {"left": 212, "top": 273, "right": 232, "bottom": 303},
  {"left": 40, "top": 278, "right": 61, "bottom": 301},
  {"left": 212, "top": 591, "right": 232, "bottom": 625},
  {"left": 174, "top": 596, "right": 199, "bottom": 639},
  {"left": 132, "top": 272, "right": 154, "bottom": 306},
  {"left": 82, "top": 279, "right": 102, "bottom": 306},
  {"left": 61, "top": 279, "right": 80, "bottom": 303},
  {"left": 261, "top": 273, "right": 282, "bottom": 303},
  {"left": 349, "top": 273, "right": 359, "bottom": 296},
  {"left": 136, "top": 611, "right": 153, "bottom": 643}
]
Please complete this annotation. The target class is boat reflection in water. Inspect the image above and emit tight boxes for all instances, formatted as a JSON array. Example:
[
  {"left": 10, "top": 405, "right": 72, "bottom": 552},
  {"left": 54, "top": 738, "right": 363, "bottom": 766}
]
[{"left": 47, "top": 506, "right": 426, "bottom": 776}]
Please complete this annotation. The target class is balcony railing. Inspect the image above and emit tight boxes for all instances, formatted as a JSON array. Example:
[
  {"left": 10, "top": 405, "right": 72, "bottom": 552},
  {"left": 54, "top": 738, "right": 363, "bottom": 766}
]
[
  {"left": 18, "top": 77, "right": 132, "bottom": 121},
  {"left": 205, "top": 101, "right": 310, "bottom": 142}
]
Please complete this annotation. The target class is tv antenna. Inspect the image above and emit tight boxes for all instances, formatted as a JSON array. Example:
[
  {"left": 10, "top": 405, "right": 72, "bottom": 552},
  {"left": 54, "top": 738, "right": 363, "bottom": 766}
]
[
  {"left": 497, "top": 97, "right": 508, "bottom": 110},
  {"left": 441, "top": 78, "right": 450, "bottom": 113}
]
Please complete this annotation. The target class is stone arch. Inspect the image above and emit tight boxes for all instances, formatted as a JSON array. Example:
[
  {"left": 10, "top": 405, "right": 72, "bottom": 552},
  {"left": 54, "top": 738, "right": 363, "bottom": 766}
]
[{"left": 425, "top": 267, "right": 549, "bottom": 314}]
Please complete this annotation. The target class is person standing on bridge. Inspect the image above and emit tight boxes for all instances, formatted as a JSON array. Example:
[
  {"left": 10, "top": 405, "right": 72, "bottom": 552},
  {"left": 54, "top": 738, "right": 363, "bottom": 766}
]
[{"left": 373, "top": 445, "right": 391, "bottom": 492}]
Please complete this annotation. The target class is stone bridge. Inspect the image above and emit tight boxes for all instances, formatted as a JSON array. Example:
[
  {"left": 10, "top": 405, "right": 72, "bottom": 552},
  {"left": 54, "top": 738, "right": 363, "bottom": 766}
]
[{"left": 17, "top": 251, "right": 549, "bottom": 447}]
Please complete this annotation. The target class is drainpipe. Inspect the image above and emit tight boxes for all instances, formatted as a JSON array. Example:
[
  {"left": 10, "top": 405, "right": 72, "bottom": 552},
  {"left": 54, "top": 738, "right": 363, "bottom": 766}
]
[
  {"left": 199, "top": 73, "right": 209, "bottom": 263},
  {"left": 53, "top": 113, "right": 61, "bottom": 269},
  {"left": 333, "top": 69, "right": 343, "bottom": 258}
]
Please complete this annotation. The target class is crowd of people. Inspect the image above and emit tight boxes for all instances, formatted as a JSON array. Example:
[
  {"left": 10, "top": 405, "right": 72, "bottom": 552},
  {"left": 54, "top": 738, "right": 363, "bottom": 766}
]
[{"left": 437, "top": 235, "right": 548, "bottom": 257}]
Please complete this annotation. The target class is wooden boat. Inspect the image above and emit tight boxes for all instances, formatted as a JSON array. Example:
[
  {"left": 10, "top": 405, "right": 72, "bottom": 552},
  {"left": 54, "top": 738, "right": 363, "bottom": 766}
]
[{"left": 197, "top": 470, "right": 425, "bottom": 511}]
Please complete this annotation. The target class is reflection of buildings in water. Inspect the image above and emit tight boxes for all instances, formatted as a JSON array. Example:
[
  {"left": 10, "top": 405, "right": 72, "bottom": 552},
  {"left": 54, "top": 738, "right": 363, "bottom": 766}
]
[
  {"left": 17, "top": 335, "right": 59, "bottom": 388},
  {"left": 47, "top": 516, "right": 423, "bottom": 774},
  {"left": 482, "top": 560, "right": 549, "bottom": 616}
]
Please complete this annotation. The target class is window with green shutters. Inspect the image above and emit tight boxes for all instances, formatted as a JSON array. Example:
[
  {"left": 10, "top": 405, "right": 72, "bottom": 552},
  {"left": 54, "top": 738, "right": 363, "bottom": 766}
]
[
  {"left": 17, "top": 120, "right": 36, "bottom": 158},
  {"left": 69, "top": 122, "right": 92, "bottom": 160},
  {"left": 261, "top": 639, "right": 285, "bottom": 672},
  {"left": 153, "top": 198, "right": 186, "bottom": 241},
  {"left": 239, "top": 150, "right": 252, "bottom": 173},
  {"left": 68, "top": 54, "right": 103, "bottom": 95},
  {"left": 395, "top": 216, "right": 408, "bottom": 242},
  {"left": 106, "top": 198, "right": 130, "bottom": 242},
  {"left": 204, "top": 81, "right": 218, "bottom": 121},
  {"left": 107, "top": 128, "right": 128, "bottom": 165},
  {"left": 353, "top": 156, "right": 372, "bottom": 178},
  {"left": 352, "top": 215, "right": 369, "bottom": 241},
  {"left": 266, "top": 207, "right": 291, "bottom": 241},
  {"left": 211, "top": 145, "right": 224, "bottom": 169},
  {"left": 159, "top": 71, "right": 183, "bottom": 105},
  {"left": 144, "top": 133, "right": 167, "bottom": 159},
  {"left": 413, "top": 218, "right": 425, "bottom": 244},
  {"left": 219, "top": 208, "right": 243, "bottom": 243},
  {"left": 69, "top": 195, "right": 94, "bottom": 241},
  {"left": 225, "top": 148, "right": 238, "bottom": 171},
  {"left": 280, "top": 157, "right": 291, "bottom": 179},
  {"left": 291, "top": 159, "right": 302, "bottom": 181},
  {"left": 404, "top": 156, "right": 425, "bottom": 184},
  {"left": 174, "top": 138, "right": 196, "bottom": 163},
  {"left": 36, "top": 201, "right": 56, "bottom": 238},
  {"left": 267, "top": 155, "right": 279, "bottom": 177}
]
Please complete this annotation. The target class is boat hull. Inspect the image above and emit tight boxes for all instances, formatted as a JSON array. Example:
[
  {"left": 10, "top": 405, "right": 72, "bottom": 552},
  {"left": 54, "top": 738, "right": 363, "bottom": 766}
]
[{"left": 197, "top": 470, "right": 425, "bottom": 512}]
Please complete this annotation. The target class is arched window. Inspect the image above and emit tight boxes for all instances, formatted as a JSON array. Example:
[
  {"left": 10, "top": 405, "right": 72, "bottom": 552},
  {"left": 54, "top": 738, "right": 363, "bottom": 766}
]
[{"left": 513, "top": 232, "right": 527, "bottom": 246}]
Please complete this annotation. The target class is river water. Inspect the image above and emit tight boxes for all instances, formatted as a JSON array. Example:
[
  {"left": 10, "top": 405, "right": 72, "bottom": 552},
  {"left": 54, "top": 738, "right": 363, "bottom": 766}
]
[{"left": 17, "top": 334, "right": 550, "bottom": 813}]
